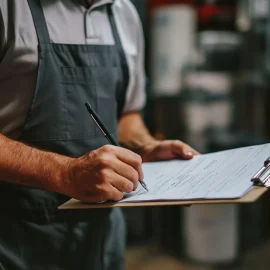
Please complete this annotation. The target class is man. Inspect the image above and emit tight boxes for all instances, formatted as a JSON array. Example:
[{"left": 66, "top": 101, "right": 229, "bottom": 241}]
[{"left": 0, "top": 0, "right": 198, "bottom": 269}]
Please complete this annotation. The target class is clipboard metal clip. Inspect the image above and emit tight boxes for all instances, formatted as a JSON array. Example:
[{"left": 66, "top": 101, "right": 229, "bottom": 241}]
[{"left": 251, "top": 157, "right": 270, "bottom": 188}]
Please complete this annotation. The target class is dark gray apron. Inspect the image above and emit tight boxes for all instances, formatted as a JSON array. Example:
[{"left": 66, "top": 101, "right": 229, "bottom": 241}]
[{"left": 0, "top": 0, "right": 129, "bottom": 269}]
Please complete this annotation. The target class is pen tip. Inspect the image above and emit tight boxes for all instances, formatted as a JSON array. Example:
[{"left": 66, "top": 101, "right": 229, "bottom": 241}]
[{"left": 140, "top": 181, "right": 149, "bottom": 192}]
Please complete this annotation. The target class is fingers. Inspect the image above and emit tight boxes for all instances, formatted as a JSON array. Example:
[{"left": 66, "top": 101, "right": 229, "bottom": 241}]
[
  {"left": 85, "top": 184, "right": 125, "bottom": 202},
  {"left": 112, "top": 160, "right": 139, "bottom": 191},
  {"left": 108, "top": 186, "right": 125, "bottom": 202},
  {"left": 83, "top": 170, "right": 135, "bottom": 203},
  {"left": 171, "top": 140, "right": 200, "bottom": 159},
  {"left": 115, "top": 147, "right": 144, "bottom": 180},
  {"left": 98, "top": 172, "right": 134, "bottom": 202},
  {"left": 100, "top": 145, "right": 144, "bottom": 181},
  {"left": 99, "top": 158, "right": 139, "bottom": 192},
  {"left": 109, "top": 173, "right": 134, "bottom": 193},
  {"left": 72, "top": 145, "right": 144, "bottom": 204}
]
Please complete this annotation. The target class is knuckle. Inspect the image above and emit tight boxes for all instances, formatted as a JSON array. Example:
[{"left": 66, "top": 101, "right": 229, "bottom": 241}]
[
  {"left": 176, "top": 142, "right": 185, "bottom": 149},
  {"left": 102, "top": 145, "right": 115, "bottom": 153},
  {"left": 99, "top": 155, "right": 112, "bottom": 167},
  {"left": 88, "top": 149, "right": 98, "bottom": 159},
  {"left": 181, "top": 142, "right": 188, "bottom": 148},
  {"left": 99, "top": 169, "right": 109, "bottom": 182},
  {"left": 130, "top": 170, "right": 139, "bottom": 183},
  {"left": 135, "top": 154, "right": 142, "bottom": 165}
]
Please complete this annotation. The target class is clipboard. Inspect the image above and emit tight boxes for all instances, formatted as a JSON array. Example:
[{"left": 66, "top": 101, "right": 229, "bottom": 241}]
[{"left": 58, "top": 157, "right": 270, "bottom": 210}]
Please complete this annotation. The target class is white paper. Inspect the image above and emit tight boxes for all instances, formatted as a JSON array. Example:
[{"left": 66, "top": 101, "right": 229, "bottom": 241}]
[{"left": 121, "top": 144, "right": 270, "bottom": 202}]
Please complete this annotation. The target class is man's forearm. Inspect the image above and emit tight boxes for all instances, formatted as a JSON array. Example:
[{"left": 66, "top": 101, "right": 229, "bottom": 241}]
[
  {"left": 0, "top": 133, "right": 71, "bottom": 192},
  {"left": 118, "top": 113, "right": 159, "bottom": 155}
]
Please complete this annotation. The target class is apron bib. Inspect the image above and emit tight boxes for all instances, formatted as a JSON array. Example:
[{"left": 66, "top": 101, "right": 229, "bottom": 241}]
[{"left": 0, "top": 0, "right": 129, "bottom": 269}]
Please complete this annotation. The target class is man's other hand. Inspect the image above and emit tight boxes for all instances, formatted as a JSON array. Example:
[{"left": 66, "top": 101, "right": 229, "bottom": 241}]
[{"left": 141, "top": 140, "right": 199, "bottom": 162}]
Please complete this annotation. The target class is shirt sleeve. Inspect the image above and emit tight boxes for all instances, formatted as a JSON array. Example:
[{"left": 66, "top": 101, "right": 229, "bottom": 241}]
[
  {"left": 116, "top": 0, "right": 146, "bottom": 113},
  {"left": 124, "top": 12, "right": 146, "bottom": 113}
]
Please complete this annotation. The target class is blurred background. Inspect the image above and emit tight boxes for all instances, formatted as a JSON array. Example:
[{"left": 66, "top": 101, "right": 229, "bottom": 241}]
[{"left": 124, "top": 0, "right": 270, "bottom": 269}]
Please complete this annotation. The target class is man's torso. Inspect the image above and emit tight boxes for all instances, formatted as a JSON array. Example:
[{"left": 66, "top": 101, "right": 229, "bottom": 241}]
[{"left": 0, "top": 0, "right": 145, "bottom": 139}]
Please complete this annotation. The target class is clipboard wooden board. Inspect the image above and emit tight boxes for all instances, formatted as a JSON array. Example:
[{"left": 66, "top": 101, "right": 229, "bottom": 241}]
[{"left": 58, "top": 186, "right": 269, "bottom": 210}]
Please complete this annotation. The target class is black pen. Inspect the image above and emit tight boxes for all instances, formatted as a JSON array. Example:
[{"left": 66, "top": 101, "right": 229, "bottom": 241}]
[{"left": 85, "top": 102, "right": 148, "bottom": 192}]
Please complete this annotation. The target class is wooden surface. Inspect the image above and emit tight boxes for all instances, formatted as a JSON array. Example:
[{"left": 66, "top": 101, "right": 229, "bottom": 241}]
[{"left": 58, "top": 186, "right": 268, "bottom": 210}]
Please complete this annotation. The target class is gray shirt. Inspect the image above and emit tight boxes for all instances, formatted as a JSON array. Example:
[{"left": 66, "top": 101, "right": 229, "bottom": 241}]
[{"left": 0, "top": 0, "right": 146, "bottom": 139}]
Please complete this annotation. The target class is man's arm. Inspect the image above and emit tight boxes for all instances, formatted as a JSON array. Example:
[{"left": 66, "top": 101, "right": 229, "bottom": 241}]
[
  {"left": 117, "top": 5, "right": 197, "bottom": 161},
  {"left": 118, "top": 113, "right": 199, "bottom": 162},
  {"left": 0, "top": 133, "right": 143, "bottom": 202},
  {"left": 0, "top": 133, "right": 71, "bottom": 192}
]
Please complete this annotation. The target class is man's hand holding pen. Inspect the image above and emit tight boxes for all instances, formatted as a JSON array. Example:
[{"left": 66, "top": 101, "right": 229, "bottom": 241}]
[
  {"left": 76, "top": 102, "right": 199, "bottom": 204},
  {"left": 85, "top": 102, "right": 149, "bottom": 191},
  {"left": 62, "top": 145, "right": 143, "bottom": 203}
]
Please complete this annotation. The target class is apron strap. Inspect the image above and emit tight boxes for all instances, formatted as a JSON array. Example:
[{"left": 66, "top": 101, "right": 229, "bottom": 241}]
[
  {"left": 27, "top": 0, "right": 51, "bottom": 44},
  {"left": 26, "top": 0, "right": 129, "bottom": 117},
  {"left": 107, "top": 5, "right": 130, "bottom": 119}
]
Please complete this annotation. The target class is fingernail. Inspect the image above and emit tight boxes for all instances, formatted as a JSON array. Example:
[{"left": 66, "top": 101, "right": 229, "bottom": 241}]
[{"left": 186, "top": 152, "right": 193, "bottom": 156}]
